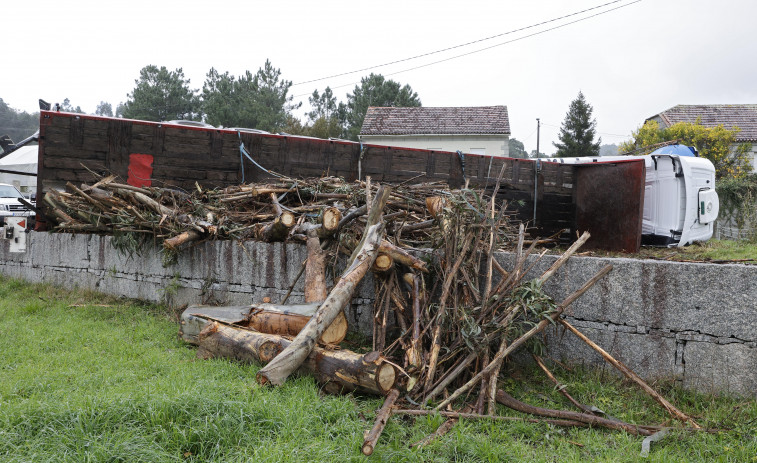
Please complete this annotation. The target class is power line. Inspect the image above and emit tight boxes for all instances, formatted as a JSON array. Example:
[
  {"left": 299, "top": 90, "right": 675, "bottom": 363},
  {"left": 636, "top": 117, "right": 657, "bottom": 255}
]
[
  {"left": 292, "top": 0, "right": 641, "bottom": 98},
  {"left": 291, "top": 0, "right": 631, "bottom": 87}
]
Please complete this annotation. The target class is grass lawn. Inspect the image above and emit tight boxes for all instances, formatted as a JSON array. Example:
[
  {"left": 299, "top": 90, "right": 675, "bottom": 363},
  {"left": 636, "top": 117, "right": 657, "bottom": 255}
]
[
  {"left": 580, "top": 239, "right": 757, "bottom": 263},
  {"left": 0, "top": 276, "right": 755, "bottom": 462}
]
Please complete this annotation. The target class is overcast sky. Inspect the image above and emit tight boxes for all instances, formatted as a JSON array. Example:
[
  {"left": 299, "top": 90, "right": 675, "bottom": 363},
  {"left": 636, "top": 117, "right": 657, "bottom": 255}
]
[{"left": 4, "top": 0, "right": 756, "bottom": 154}]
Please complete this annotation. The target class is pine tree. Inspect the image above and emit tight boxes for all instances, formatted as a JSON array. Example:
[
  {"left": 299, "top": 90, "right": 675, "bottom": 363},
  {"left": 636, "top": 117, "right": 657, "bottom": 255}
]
[{"left": 553, "top": 91, "right": 601, "bottom": 157}]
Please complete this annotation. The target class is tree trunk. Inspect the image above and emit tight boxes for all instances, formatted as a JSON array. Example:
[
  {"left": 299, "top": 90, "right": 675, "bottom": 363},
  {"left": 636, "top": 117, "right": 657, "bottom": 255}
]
[
  {"left": 255, "top": 186, "right": 391, "bottom": 386},
  {"left": 197, "top": 321, "right": 397, "bottom": 396}
]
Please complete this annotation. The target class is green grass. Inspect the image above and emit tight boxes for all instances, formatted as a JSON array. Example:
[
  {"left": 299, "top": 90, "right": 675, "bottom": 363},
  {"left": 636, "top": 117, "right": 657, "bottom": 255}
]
[
  {"left": 0, "top": 277, "right": 755, "bottom": 462},
  {"left": 572, "top": 239, "right": 757, "bottom": 263}
]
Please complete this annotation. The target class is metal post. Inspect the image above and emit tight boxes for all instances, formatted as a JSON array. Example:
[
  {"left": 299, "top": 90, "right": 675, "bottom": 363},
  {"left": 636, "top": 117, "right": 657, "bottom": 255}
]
[{"left": 533, "top": 118, "right": 541, "bottom": 223}]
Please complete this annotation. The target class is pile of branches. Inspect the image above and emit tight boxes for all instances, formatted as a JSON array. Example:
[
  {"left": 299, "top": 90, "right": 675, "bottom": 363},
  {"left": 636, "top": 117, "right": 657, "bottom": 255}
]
[
  {"left": 43, "top": 174, "right": 704, "bottom": 455},
  {"left": 42, "top": 175, "right": 519, "bottom": 264}
]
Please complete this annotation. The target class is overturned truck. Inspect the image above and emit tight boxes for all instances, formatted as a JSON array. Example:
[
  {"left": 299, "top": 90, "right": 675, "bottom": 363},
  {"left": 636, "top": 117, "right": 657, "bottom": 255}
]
[{"left": 34, "top": 111, "right": 662, "bottom": 252}]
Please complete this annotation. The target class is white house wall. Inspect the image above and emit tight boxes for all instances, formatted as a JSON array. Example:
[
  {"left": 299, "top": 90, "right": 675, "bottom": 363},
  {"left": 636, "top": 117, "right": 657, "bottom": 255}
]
[{"left": 360, "top": 135, "right": 509, "bottom": 157}]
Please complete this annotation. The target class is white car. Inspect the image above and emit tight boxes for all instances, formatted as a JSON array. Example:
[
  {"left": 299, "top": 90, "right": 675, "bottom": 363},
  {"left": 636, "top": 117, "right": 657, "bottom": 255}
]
[{"left": 0, "top": 183, "right": 35, "bottom": 227}]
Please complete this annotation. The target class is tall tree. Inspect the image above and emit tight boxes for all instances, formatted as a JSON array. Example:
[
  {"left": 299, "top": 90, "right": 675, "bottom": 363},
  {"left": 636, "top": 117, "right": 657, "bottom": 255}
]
[
  {"left": 59, "top": 98, "right": 84, "bottom": 114},
  {"left": 202, "top": 60, "right": 300, "bottom": 133},
  {"left": 0, "top": 98, "right": 39, "bottom": 141},
  {"left": 306, "top": 87, "right": 346, "bottom": 139},
  {"left": 344, "top": 74, "right": 421, "bottom": 141},
  {"left": 95, "top": 101, "right": 113, "bottom": 117},
  {"left": 553, "top": 91, "right": 601, "bottom": 157},
  {"left": 619, "top": 120, "right": 752, "bottom": 178},
  {"left": 508, "top": 138, "right": 527, "bottom": 158},
  {"left": 122, "top": 65, "right": 201, "bottom": 122}
]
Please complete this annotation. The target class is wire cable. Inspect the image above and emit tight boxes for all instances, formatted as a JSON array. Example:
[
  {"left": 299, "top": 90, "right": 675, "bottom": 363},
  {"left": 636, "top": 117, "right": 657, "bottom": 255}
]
[{"left": 292, "top": 0, "right": 641, "bottom": 97}]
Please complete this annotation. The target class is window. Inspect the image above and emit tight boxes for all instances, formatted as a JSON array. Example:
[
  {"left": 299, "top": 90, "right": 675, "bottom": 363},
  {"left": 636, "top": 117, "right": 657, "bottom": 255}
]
[{"left": 469, "top": 148, "right": 486, "bottom": 155}]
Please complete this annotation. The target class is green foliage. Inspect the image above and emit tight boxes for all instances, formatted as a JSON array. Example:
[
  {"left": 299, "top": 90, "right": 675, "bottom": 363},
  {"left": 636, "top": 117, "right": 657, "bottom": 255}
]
[
  {"left": 202, "top": 60, "right": 300, "bottom": 133},
  {"left": 344, "top": 73, "right": 421, "bottom": 141},
  {"left": 0, "top": 98, "right": 39, "bottom": 141},
  {"left": 59, "top": 98, "right": 84, "bottom": 114},
  {"left": 714, "top": 174, "right": 757, "bottom": 239},
  {"left": 95, "top": 101, "right": 113, "bottom": 117},
  {"left": 508, "top": 138, "right": 527, "bottom": 158},
  {"left": 122, "top": 65, "right": 201, "bottom": 122},
  {"left": 620, "top": 120, "right": 753, "bottom": 179},
  {"left": 553, "top": 91, "right": 601, "bottom": 157},
  {"left": 304, "top": 87, "right": 346, "bottom": 139}
]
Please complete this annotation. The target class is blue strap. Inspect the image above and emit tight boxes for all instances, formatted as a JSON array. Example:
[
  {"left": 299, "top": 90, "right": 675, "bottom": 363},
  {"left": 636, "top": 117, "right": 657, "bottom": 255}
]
[
  {"left": 238, "top": 131, "right": 285, "bottom": 182},
  {"left": 456, "top": 150, "right": 466, "bottom": 179}
]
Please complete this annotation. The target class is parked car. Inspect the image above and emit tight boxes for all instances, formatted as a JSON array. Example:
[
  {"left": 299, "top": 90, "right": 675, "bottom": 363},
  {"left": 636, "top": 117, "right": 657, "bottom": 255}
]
[{"left": 0, "top": 183, "right": 35, "bottom": 227}]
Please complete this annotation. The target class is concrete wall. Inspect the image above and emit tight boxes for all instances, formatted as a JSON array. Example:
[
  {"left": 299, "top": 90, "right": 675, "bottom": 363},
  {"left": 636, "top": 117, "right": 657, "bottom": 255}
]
[
  {"left": 1, "top": 232, "right": 755, "bottom": 397},
  {"left": 360, "top": 134, "right": 509, "bottom": 157}
]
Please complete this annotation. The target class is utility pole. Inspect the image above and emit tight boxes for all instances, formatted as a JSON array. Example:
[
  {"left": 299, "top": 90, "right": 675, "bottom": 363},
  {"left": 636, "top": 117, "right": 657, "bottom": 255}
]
[{"left": 533, "top": 118, "right": 541, "bottom": 224}]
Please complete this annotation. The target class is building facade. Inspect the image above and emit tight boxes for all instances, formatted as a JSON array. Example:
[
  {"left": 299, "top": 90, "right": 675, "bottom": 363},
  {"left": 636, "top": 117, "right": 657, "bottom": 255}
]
[{"left": 359, "top": 106, "right": 510, "bottom": 157}]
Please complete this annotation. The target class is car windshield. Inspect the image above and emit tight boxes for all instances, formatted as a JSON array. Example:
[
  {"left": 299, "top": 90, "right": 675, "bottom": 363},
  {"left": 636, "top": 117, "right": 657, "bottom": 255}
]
[{"left": 0, "top": 186, "right": 23, "bottom": 199}]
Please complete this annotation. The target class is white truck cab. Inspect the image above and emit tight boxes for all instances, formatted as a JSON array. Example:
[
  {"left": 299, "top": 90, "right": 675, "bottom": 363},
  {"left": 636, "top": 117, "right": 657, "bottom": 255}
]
[{"left": 544, "top": 149, "right": 718, "bottom": 247}]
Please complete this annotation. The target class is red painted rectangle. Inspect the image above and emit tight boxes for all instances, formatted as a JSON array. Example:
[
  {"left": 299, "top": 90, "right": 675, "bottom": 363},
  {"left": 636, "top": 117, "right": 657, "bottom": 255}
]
[{"left": 127, "top": 153, "right": 153, "bottom": 187}]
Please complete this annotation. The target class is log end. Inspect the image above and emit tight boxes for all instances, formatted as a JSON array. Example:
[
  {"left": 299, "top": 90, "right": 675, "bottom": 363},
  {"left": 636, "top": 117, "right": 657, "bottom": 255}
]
[
  {"left": 280, "top": 211, "right": 296, "bottom": 228},
  {"left": 376, "top": 363, "right": 398, "bottom": 395},
  {"left": 322, "top": 207, "right": 342, "bottom": 232},
  {"left": 361, "top": 444, "right": 375, "bottom": 456},
  {"left": 372, "top": 253, "right": 393, "bottom": 273},
  {"left": 320, "top": 311, "right": 348, "bottom": 345}
]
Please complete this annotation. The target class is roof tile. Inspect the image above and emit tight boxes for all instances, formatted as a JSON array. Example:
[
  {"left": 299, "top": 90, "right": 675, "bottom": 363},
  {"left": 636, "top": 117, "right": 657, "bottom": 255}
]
[
  {"left": 652, "top": 104, "right": 757, "bottom": 142},
  {"left": 360, "top": 106, "right": 510, "bottom": 136}
]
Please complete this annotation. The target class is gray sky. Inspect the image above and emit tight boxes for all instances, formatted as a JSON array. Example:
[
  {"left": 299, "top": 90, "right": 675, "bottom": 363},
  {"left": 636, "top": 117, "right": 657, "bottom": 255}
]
[{"left": 4, "top": 0, "right": 756, "bottom": 154}]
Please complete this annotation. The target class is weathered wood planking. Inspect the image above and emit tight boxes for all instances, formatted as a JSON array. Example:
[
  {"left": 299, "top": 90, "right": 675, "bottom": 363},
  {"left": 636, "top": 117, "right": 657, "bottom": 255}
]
[{"left": 37, "top": 112, "right": 643, "bottom": 251}]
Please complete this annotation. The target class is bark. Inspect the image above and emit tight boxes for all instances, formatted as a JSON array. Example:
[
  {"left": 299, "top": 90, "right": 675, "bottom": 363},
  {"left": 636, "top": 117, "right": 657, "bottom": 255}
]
[
  {"left": 378, "top": 240, "right": 429, "bottom": 273},
  {"left": 198, "top": 321, "right": 397, "bottom": 395},
  {"left": 321, "top": 207, "right": 341, "bottom": 234},
  {"left": 495, "top": 389, "right": 652, "bottom": 436},
  {"left": 305, "top": 230, "right": 327, "bottom": 303},
  {"left": 362, "top": 389, "right": 400, "bottom": 455},
  {"left": 394, "top": 409, "right": 588, "bottom": 429},
  {"left": 434, "top": 264, "right": 613, "bottom": 411},
  {"left": 372, "top": 253, "right": 394, "bottom": 273},
  {"left": 255, "top": 186, "right": 391, "bottom": 386},
  {"left": 256, "top": 212, "right": 296, "bottom": 242},
  {"left": 559, "top": 319, "right": 701, "bottom": 429},
  {"left": 164, "top": 229, "right": 203, "bottom": 249},
  {"left": 247, "top": 304, "right": 348, "bottom": 345}
]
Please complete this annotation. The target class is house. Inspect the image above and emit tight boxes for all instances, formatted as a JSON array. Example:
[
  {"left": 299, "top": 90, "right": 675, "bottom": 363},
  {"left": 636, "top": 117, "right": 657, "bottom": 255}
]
[
  {"left": 646, "top": 104, "right": 757, "bottom": 167},
  {"left": 359, "top": 106, "right": 510, "bottom": 157}
]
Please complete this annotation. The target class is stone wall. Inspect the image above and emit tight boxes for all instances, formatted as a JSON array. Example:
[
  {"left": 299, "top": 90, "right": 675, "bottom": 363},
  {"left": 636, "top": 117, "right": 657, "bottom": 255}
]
[{"left": 1, "top": 232, "right": 755, "bottom": 397}]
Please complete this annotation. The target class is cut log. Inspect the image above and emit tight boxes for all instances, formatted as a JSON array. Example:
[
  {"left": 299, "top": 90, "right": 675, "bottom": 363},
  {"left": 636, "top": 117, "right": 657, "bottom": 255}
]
[
  {"left": 164, "top": 229, "right": 203, "bottom": 249},
  {"left": 256, "top": 212, "right": 296, "bottom": 242},
  {"left": 247, "top": 305, "right": 348, "bottom": 345},
  {"left": 197, "top": 321, "right": 397, "bottom": 396},
  {"left": 181, "top": 303, "right": 347, "bottom": 345},
  {"left": 372, "top": 253, "right": 394, "bottom": 273},
  {"left": 378, "top": 240, "right": 428, "bottom": 273},
  {"left": 321, "top": 207, "right": 342, "bottom": 234},
  {"left": 255, "top": 186, "right": 391, "bottom": 386},
  {"left": 305, "top": 230, "right": 328, "bottom": 303}
]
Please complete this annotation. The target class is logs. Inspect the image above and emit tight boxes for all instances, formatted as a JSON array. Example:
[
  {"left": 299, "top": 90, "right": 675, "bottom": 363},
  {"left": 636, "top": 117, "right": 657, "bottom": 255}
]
[
  {"left": 255, "top": 186, "right": 391, "bottom": 387},
  {"left": 198, "top": 321, "right": 397, "bottom": 396}
]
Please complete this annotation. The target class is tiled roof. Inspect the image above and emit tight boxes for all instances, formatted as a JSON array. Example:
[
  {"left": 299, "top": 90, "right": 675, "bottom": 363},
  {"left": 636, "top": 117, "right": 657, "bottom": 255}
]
[
  {"left": 360, "top": 106, "right": 510, "bottom": 136},
  {"left": 649, "top": 105, "right": 757, "bottom": 142}
]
